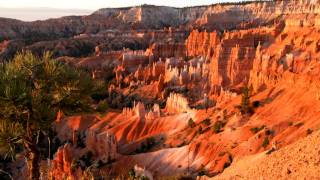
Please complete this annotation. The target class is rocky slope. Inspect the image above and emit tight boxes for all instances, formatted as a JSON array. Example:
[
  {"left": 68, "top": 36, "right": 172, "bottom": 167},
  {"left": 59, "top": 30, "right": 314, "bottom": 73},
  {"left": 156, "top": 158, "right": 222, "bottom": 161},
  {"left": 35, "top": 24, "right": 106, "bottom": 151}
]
[{"left": 213, "top": 130, "right": 320, "bottom": 179}]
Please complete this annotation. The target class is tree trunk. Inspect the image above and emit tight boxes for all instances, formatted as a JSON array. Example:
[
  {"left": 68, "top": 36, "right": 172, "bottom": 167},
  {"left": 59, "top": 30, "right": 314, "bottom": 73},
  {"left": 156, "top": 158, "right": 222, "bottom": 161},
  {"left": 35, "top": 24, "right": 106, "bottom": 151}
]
[{"left": 25, "top": 140, "right": 41, "bottom": 180}]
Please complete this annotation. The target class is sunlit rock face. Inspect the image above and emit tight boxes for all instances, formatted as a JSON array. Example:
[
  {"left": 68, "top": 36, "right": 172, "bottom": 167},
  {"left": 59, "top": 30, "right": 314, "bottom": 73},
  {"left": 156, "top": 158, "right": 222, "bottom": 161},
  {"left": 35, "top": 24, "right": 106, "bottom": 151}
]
[
  {"left": 122, "top": 102, "right": 146, "bottom": 120},
  {"left": 49, "top": 144, "right": 82, "bottom": 179},
  {"left": 49, "top": 131, "right": 118, "bottom": 179},
  {"left": 165, "top": 93, "right": 191, "bottom": 114},
  {"left": 85, "top": 131, "right": 118, "bottom": 161},
  {"left": 145, "top": 43, "right": 186, "bottom": 60},
  {"left": 185, "top": 26, "right": 277, "bottom": 90}
]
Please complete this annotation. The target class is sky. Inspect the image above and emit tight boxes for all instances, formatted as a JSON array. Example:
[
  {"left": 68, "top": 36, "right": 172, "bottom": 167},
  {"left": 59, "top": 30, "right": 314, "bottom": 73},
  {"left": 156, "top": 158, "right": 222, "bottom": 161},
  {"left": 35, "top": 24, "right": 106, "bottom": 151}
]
[{"left": 0, "top": 0, "right": 244, "bottom": 21}]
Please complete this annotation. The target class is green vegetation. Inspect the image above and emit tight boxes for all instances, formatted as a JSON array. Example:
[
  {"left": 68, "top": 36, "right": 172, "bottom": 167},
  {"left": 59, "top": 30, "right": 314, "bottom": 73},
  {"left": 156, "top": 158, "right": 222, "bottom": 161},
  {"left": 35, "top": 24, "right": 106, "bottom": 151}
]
[
  {"left": 0, "top": 52, "right": 98, "bottom": 179},
  {"left": 80, "top": 151, "right": 94, "bottom": 168},
  {"left": 236, "top": 86, "right": 258, "bottom": 115},
  {"left": 140, "top": 176, "right": 149, "bottom": 180},
  {"left": 212, "top": 121, "right": 225, "bottom": 134},
  {"left": 202, "top": 118, "right": 211, "bottom": 126},
  {"left": 96, "top": 99, "right": 109, "bottom": 112},
  {"left": 91, "top": 79, "right": 108, "bottom": 101},
  {"left": 239, "top": 86, "right": 254, "bottom": 115},
  {"left": 262, "top": 137, "right": 269, "bottom": 148},
  {"left": 0, "top": 120, "right": 23, "bottom": 161},
  {"left": 265, "top": 129, "right": 274, "bottom": 136},
  {"left": 188, "top": 118, "right": 195, "bottom": 128},
  {"left": 252, "top": 100, "right": 261, "bottom": 108},
  {"left": 128, "top": 168, "right": 149, "bottom": 180},
  {"left": 250, "top": 125, "right": 265, "bottom": 134},
  {"left": 135, "top": 137, "right": 157, "bottom": 153},
  {"left": 128, "top": 168, "right": 136, "bottom": 178},
  {"left": 197, "top": 126, "right": 203, "bottom": 134}
]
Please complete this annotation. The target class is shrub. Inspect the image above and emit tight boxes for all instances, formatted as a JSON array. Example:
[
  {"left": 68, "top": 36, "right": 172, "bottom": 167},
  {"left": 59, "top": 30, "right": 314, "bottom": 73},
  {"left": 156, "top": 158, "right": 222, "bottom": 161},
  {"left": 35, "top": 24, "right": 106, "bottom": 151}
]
[
  {"left": 237, "top": 86, "right": 255, "bottom": 115},
  {"left": 240, "top": 86, "right": 251, "bottom": 114},
  {"left": 70, "top": 159, "right": 79, "bottom": 172},
  {"left": 307, "top": 129, "right": 313, "bottom": 135},
  {"left": 212, "top": 121, "right": 225, "bottom": 134},
  {"left": 128, "top": 168, "right": 135, "bottom": 178},
  {"left": 91, "top": 80, "right": 108, "bottom": 101},
  {"left": 146, "top": 137, "right": 156, "bottom": 149},
  {"left": 135, "top": 137, "right": 157, "bottom": 153},
  {"left": 202, "top": 118, "right": 211, "bottom": 126},
  {"left": 188, "top": 118, "right": 195, "bottom": 128},
  {"left": 264, "top": 129, "right": 274, "bottom": 136},
  {"left": 250, "top": 125, "right": 265, "bottom": 134},
  {"left": 251, "top": 127, "right": 259, "bottom": 133},
  {"left": 96, "top": 100, "right": 109, "bottom": 112},
  {"left": 80, "top": 151, "right": 94, "bottom": 168},
  {"left": 262, "top": 137, "right": 269, "bottom": 148},
  {"left": 252, "top": 100, "right": 261, "bottom": 108},
  {"left": 197, "top": 126, "right": 203, "bottom": 134},
  {"left": 140, "top": 176, "right": 149, "bottom": 180}
]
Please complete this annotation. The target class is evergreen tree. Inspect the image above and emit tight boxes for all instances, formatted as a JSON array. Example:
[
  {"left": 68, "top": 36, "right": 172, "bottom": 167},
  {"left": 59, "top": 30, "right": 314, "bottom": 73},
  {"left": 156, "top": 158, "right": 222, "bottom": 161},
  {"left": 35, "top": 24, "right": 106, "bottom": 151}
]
[
  {"left": 0, "top": 51, "right": 96, "bottom": 179},
  {"left": 238, "top": 86, "right": 255, "bottom": 115}
]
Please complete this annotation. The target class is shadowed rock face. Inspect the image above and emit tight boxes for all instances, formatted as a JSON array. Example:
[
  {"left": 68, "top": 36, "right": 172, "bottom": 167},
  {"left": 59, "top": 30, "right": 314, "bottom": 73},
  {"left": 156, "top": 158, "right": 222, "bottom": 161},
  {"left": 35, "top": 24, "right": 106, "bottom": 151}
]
[
  {"left": 1, "top": 0, "right": 320, "bottom": 40},
  {"left": 6, "top": 0, "right": 320, "bottom": 179},
  {"left": 1, "top": 0, "right": 319, "bottom": 60}
]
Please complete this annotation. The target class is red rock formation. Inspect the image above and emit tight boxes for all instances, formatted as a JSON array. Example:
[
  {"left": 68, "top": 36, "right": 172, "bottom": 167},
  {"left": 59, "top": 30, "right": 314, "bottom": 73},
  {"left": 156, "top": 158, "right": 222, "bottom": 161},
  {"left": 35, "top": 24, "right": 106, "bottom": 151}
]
[
  {"left": 249, "top": 24, "right": 320, "bottom": 92},
  {"left": 185, "top": 30, "right": 220, "bottom": 58},
  {"left": 85, "top": 131, "right": 118, "bottom": 161},
  {"left": 26, "top": 1, "right": 320, "bottom": 179},
  {"left": 185, "top": 26, "right": 277, "bottom": 91},
  {"left": 49, "top": 144, "right": 83, "bottom": 179},
  {"left": 122, "top": 50, "right": 150, "bottom": 71},
  {"left": 49, "top": 130, "right": 118, "bottom": 179},
  {"left": 145, "top": 43, "right": 186, "bottom": 60},
  {"left": 165, "top": 93, "right": 191, "bottom": 114},
  {"left": 156, "top": 74, "right": 165, "bottom": 95}
]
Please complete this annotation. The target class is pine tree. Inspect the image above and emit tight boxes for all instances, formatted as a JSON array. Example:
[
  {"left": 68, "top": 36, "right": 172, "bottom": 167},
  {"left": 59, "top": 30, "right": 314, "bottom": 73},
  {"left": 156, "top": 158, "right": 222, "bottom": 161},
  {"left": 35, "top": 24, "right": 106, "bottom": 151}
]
[
  {"left": 239, "top": 86, "right": 254, "bottom": 115},
  {"left": 0, "top": 51, "right": 96, "bottom": 179}
]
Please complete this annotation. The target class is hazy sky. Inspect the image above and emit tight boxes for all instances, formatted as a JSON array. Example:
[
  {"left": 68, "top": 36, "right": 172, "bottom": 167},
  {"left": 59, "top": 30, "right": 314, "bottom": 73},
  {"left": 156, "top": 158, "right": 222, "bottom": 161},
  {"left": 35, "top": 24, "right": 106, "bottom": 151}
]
[
  {"left": 0, "top": 0, "right": 244, "bottom": 21},
  {"left": 1, "top": 0, "right": 242, "bottom": 9}
]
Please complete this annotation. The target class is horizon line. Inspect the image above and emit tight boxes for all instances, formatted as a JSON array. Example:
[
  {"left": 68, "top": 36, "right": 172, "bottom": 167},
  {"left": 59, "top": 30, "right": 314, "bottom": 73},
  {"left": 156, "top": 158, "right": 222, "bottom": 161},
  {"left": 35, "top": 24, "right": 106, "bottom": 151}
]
[{"left": 0, "top": 0, "right": 264, "bottom": 10}]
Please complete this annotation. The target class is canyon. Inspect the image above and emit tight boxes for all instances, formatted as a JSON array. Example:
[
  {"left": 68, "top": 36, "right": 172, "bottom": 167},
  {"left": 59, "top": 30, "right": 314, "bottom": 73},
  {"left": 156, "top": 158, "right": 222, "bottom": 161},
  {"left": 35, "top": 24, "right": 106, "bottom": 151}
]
[{"left": 2, "top": 0, "right": 320, "bottom": 179}]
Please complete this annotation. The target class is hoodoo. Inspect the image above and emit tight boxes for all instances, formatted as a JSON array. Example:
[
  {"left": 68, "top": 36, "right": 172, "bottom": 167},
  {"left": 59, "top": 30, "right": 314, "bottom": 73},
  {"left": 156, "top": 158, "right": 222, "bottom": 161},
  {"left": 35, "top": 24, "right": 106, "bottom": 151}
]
[{"left": 1, "top": 0, "right": 320, "bottom": 179}]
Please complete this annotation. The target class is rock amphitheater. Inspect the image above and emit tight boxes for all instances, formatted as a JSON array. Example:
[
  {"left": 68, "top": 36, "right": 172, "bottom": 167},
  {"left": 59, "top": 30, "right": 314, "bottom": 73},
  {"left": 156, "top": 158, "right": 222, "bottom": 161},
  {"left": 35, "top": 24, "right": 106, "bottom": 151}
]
[{"left": 1, "top": 0, "right": 320, "bottom": 179}]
